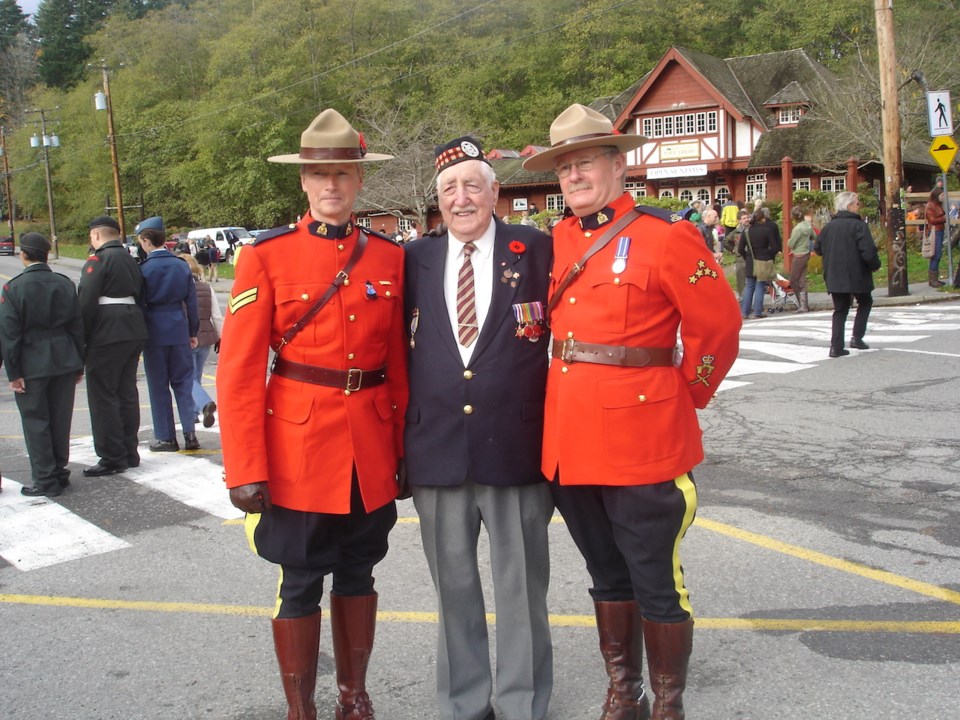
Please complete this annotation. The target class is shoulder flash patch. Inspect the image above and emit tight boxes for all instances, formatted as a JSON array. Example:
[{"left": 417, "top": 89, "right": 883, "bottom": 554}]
[
  {"left": 253, "top": 224, "right": 298, "bottom": 245},
  {"left": 634, "top": 205, "right": 683, "bottom": 223},
  {"left": 366, "top": 229, "right": 400, "bottom": 244}
]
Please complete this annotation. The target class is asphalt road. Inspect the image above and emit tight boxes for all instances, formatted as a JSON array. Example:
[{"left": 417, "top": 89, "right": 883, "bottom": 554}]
[{"left": 0, "top": 253, "right": 958, "bottom": 719}]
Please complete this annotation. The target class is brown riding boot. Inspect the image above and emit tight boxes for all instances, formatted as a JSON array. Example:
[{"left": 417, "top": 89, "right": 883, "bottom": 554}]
[
  {"left": 595, "top": 601, "right": 651, "bottom": 720},
  {"left": 643, "top": 618, "right": 693, "bottom": 720},
  {"left": 798, "top": 290, "right": 809, "bottom": 312},
  {"left": 272, "top": 611, "right": 321, "bottom": 720},
  {"left": 929, "top": 271, "right": 945, "bottom": 288},
  {"left": 331, "top": 593, "right": 378, "bottom": 720}
]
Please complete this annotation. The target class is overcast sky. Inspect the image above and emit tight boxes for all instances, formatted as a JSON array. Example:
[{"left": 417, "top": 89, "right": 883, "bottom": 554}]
[{"left": 19, "top": 0, "right": 41, "bottom": 18}]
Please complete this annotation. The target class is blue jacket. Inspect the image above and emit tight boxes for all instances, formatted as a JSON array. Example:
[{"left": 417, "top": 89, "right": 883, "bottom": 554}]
[{"left": 139, "top": 249, "right": 199, "bottom": 346}]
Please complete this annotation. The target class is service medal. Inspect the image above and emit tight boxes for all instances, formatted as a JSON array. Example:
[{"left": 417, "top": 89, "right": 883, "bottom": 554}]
[
  {"left": 513, "top": 301, "right": 545, "bottom": 342},
  {"left": 612, "top": 236, "right": 631, "bottom": 274},
  {"left": 409, "top": 308, "right": 420, "bottom": 349}
]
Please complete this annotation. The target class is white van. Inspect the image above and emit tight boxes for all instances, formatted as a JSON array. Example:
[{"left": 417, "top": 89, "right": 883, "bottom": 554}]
[{"left": 186, "top": 227, "right": 254, "bottom": 262}]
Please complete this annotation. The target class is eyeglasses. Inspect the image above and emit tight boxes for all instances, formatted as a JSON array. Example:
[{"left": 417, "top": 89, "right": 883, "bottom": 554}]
[{"left": 554, "top": 151, "right": 610, "bottom": 179}]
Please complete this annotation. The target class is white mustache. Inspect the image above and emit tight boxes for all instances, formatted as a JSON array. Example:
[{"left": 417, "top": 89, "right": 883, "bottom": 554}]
[{"left": 566, "top": 182, "right": 592, "bottom": 192}]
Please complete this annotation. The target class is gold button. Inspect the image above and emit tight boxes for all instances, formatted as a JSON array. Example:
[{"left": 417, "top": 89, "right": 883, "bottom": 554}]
[
  {"left": 347, "top": 353, "right": 355, "bottom": 360},
  {"left": 266, "top": 408, "right": 273, "bottom": 415},
  {"left": 385, "top": 290, "right": 391, "bottom": 298},
  {"left": 348, "top": 314, "right": 356, "bottom": 322},
  {"left": 561, "top": 366, "right": 569, "bottom": 374},
  {"left": 301, "top": 293, "right": 309, "bottom": 301},
  {"left": 463, "top": 370, "right": 474, "bottom": 380},
  {"left": 638, "top": 394, "right": 647, "bottom": 402},
  {"left": 343, "top": 279, "right": 350, "bottom": 286},
  {"left": 569, "top": 297, "right": 576, "bottom": 304},
  {"left": 337, "top": 243, "right": 345, "bottom": 251},
  {"left": 344, "top": 389, "right": 351, "bottom": 396},
  {"left": 566, "top": 331, "right": 574, "bottom": 339},
  {"left": 463, "top": 405, "right": 474, "bottom": 415},
  {"left": 614, "top": 277, "right": 621, "bottom": 285}
]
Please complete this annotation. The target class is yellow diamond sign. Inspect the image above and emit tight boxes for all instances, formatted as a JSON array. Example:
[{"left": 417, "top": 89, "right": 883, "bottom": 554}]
[{"left": 929, "top": 136, "right": 958, "bottom": 173}]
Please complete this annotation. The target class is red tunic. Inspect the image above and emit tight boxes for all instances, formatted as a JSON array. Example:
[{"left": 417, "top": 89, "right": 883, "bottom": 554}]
[
  {"left": 217, "top": 213, "right": 407, "bottom": 513},
  {"left": 543, "top": 193, "right": 741, "bottom": 486}
]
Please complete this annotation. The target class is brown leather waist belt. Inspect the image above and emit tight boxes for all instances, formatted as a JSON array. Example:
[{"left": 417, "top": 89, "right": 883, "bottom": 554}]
[
  {"left": 272, "top": 356, "right": 387, "bottom": 391},
  {"left": 551, "top": 339, "right": 675, "bottom": 368}
]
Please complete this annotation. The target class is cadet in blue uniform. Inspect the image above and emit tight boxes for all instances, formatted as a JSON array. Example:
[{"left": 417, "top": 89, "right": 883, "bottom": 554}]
[
  {"left": 137, "top": 216, "right": 200, "bottom": 451},
  {"left": 0, "top": 233, "right": 85, "bottom": 497}
]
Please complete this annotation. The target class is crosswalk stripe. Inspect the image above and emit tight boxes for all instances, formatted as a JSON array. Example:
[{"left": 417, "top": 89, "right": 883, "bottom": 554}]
[{"left": 0, "top": 479, "right": 131, "bottom": 571}]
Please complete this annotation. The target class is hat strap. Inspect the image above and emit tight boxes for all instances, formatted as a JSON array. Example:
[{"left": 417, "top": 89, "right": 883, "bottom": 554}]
[
  {"left": 299, "top": 147, "right": 365, "bottom": 160},
  {"left": 552, "top": 132, "right": 616, "bottom": 149}
]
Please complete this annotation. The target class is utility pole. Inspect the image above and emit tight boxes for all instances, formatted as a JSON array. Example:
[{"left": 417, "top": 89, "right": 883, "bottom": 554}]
[
  {"left": 26, "top": 107, "right": 60, "bottom": 259},
  {"left": 0, "top": 125, "right": 14, "bottom": 239},
  {"left": 875, "top": 0, "right": 908, "bottom": 296},
  {"left": 95, "top": 60, "right": 126, "bottom": 241}
]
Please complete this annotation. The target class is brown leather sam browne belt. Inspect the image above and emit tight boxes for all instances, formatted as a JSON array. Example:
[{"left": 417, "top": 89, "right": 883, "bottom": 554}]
[
  {"left": 551, "top": 339, "right": 675, "bottom": 368},
  {"left": 272, "top": 356, "right": 387, "bottom": 391}
]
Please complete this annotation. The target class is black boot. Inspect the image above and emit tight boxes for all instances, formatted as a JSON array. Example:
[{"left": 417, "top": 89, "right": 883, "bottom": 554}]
[{"left": 183, "top": 431, "right": 200, "bottom": 450}]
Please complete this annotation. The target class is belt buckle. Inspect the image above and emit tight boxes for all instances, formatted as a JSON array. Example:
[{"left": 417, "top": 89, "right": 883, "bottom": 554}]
[
  {"left": 346, "top": 368, "right": 363, "bottom": 392},
  {"left": 560, "top": 338, "right": 577, "bottom": 364}
]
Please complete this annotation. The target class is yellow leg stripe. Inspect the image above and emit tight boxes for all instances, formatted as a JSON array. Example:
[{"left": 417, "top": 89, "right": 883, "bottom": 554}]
[
  {"left": 243, "top": 512, "right": 261, "bottom": 555},
  {"left": 273, "top": 568, "right": 284, "bottom": 620},
  {"left": 673, "top": 472, "right": 698, "bottom": 618}
]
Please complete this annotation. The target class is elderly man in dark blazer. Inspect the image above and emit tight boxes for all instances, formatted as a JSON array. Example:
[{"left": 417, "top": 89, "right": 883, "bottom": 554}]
[{"left": 403, "top": 138, "right": 554, "bottom": 720}]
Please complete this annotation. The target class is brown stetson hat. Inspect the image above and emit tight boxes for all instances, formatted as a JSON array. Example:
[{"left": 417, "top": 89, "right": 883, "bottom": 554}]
[
  {"left": 522, "top": 103, "right": 647, "bottom": 172},
  {"left": 268, "top": 109, "right": 393, "bottom": 164}
]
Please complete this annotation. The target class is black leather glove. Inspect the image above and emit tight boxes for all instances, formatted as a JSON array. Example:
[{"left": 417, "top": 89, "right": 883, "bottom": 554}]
[
  {"left": 214, "top": 340, "right": 221, "bottom": 353},
  {"left": 395, "top": 459, "right": 412, "bottom": 500},
  {"left": 229, "top": 482, "right": 272, "bottom": 513}
]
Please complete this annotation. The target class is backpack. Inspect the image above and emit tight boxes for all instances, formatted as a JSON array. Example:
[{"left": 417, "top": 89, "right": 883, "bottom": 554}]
[{"left": 196, "top": 247, "right": 210, "bottom": 266}]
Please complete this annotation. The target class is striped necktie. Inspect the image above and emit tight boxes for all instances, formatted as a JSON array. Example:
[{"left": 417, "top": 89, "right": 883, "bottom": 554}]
[{"left": 456, "top": 242, "right": 479, "bottom": 347}]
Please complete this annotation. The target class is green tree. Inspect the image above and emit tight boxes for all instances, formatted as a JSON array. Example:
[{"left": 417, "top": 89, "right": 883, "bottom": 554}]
[{"left": 0, "top": 0, "right": 28, "bottom": 53}]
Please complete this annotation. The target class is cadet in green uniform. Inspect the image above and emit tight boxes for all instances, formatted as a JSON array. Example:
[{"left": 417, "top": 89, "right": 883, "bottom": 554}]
[
  {"left": 0, "top": 233, "right": 85, "bottom": 497},
  {"left": 78, "top": 216, "right": 149, "bottom": 476}
]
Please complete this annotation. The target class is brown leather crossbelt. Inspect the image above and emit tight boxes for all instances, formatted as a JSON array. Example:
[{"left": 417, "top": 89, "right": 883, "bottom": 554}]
[
  {"left": 551, "top": 339, "right": 675, "bottom": 368},
  {"left": 272, "top": 356, "right": 387, "bottom": 391}
]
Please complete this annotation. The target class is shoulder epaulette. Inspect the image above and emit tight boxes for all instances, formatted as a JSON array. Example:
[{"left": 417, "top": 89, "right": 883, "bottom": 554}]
[
  {"left": 253, "top": 224, "right": 298, "bottom": 245},
  {"left": 634, "top": 205, "right": 684, "bottom": 224},
  {"left": 365, "top": 229, "right": 400, "bottom": 244}
]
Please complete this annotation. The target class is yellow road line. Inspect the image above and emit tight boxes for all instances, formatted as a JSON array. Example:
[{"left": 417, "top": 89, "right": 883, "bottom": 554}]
[
  {"left": 0, "top": 594, "right": 956, "bottom": 633},
  {"left": 695, "top": 517, "right": 960, "bottom": 607}
]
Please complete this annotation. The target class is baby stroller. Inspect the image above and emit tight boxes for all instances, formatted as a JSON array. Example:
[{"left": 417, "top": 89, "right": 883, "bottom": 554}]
[{"left": 766, "top": 273, "right": 800, "bottom": 313}]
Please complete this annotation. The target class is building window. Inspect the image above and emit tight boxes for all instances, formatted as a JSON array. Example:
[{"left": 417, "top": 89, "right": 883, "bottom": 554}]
[
  {"left": 779, "top": 107, "right": 802, "bottom": 124},
  {"left": 397, "top": 217, "right": 413, "bottom": 233},
  {"left": 663, "top": 115, "right": 673, "bottom": 137},
  {"left": 355, "top": 216, "right": 371, "bottom": 229},
  {"left": 675, "top": 115, "right": 684, "bottom": 136},
  {"left": 625, "top": 181, "right": 646, "bottom": 199},
  {"left": 745, "top": 173, "right": 767, "bottom": 202},
  {"left": 792, "top": 178, "right": 811, "bottom": 191},
  {"left": 820, "top": 176, "right": 846, "bottom": 192},
  {"left": 545, "top": 193, "right": 565, "bottom": 211},
  {"left": 685, "top": 114, "right": 695, "bottom": 134},
  {"left": 707, "top": 111, "right": 717, "bottom": 132},
  {"left": 643, "top": 118, "right": 652, "bottom": 137},
  {"left": 653, "top": 117, "right": 663, "bottom": 137},
  {"left": 696, "top": 112, "right": 707, "bottom": 134},
  {"left": 679, "top": 189, "right": 694, "bottom": 202},
  {"left": 660, "top": 189, "right": 674, "bottom": 199},
  {"left": 697, "top": 189, "right": 711, "bottom": 204},
  {"left": 716, "top": 187, "right": 730, "bottom": 202}
]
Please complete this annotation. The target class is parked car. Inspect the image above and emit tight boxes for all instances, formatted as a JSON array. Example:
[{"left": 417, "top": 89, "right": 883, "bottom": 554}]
[
  {"left": 0, "top": 236, "right": 14, "bottom": 255},
  {"left": 186, "top": 227, "right": 254, "bottom": 262}
]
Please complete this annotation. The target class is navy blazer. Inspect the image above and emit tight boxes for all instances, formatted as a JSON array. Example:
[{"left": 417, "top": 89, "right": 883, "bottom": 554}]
[
  {"left": 139, "top": 249, "right": 199, "bottom": 346},
  {"left": 403, "top": 219, "right": 552, "bottom": 487}
]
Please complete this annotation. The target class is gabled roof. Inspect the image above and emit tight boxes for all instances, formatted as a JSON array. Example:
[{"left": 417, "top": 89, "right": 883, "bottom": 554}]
[
  {"left": 672, "top": 46, "right": 760, "bottom": 124},
  {"left": 590, "top": 75, "right": 648, "bottom": 122},
  {"left": 764, "top": 81, "right": 811, "bottom": 106},
  {"left": 490, "top": 158, "right": 557, "bottom": 187}
]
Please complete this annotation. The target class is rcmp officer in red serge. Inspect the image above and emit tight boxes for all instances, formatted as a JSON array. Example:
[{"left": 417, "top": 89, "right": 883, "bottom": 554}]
[
  {"left": 404, "top": 138, "right": 554, "bottom": 720},
  {"left": 523, "top": 104, "right": 741, "bottom": 720},
  {"left": 216, "top": 109, "right": 407, "bottom": 720}
]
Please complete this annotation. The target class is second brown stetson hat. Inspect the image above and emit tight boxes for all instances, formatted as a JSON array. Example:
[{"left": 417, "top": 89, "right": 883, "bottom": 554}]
[
  {"left": 521, "top": 103, "right": 647, "bottom": 172},
  {"left": 268, "top": 109, "right": 393, "bottom": 165}
]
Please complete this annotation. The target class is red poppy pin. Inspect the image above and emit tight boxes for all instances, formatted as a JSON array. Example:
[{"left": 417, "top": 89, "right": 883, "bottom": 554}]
[{"left": 509, "top": 240, "right": 526, "bottom": 255}]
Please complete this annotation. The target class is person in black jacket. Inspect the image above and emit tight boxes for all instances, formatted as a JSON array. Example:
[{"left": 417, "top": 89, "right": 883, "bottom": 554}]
[
  {"left": 0, "top": 233, "right": 85, "bottom": 496},
  {"left": 736, "top": 209, "right": 780, "bottom": 319},
  {"left": 815, "top": 191, "right": 881, "bottom": 357}
]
